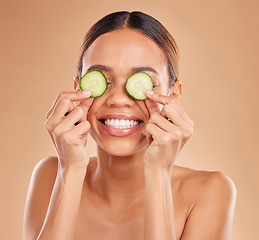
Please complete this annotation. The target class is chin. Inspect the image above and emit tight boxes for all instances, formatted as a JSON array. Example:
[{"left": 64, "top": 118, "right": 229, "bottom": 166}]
[
  {"left": 90, "top": 128, "right": 147, "bottom": 157},
  {"left": 103, "top": 141, "right": 146, "bottom": 157}
]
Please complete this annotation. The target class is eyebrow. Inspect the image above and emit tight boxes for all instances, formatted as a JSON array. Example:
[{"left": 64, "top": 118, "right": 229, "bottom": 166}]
[{"left": 86, "top": 64, "right": 159, "bottom": 76}]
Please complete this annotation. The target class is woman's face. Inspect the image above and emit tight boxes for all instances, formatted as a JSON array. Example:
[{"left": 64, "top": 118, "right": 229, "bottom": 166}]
[{"left": 78, "top": 28, "right": 171, "bottom": 156}]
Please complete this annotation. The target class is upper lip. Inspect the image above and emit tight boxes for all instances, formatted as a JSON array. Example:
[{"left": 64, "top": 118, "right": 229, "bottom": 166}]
[{"left": 98, "top": 113, "right": 143, "bottom": 121}]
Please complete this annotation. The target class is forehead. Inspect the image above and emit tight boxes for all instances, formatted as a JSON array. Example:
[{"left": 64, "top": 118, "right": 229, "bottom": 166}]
[{"left": 82, "top": 28, "right": 167, "bottom": 75}]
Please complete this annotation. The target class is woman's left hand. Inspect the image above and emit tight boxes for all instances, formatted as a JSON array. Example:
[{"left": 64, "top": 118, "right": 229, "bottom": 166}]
[{"left": 143, "top": 90, "right": 194, "bottom": 172}]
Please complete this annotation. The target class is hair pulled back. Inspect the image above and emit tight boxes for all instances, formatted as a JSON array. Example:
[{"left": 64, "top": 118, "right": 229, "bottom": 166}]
[{"left": 77, "top": 11, "right": 179, "bottom": 88}]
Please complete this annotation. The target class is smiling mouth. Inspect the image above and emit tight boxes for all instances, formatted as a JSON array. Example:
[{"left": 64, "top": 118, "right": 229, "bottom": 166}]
[
  {"left": 98, "top": 118, "right": 144, "bottom": 137},
  {"left": 98, "top": 119, "right": 143, "bottom": 129}
]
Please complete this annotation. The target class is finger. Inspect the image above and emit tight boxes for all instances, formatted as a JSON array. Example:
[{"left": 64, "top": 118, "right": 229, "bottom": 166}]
[
  {"left": 62, "top": 120, "right": 91, "bottom": 145},
  {"left": 149, "top": 112, "right": 180, "bottom": 132},
  {"left": 146, "top": 122, "right": 168, "bottom": 146},
  {"left": 57, "top": 106, "right": 86, "bottom": 132},
  {"left": 160, "top": 102, "right": 194, "bottom": 140},
  {"left": 160, "top": 100, "right": 194, "bottom": 127},
  {"left": 144, "top": 98, "right": 160, "bottom": 117},
  {"left": 62, "top": 90, "right": 92, "bottom": 101},
  {"left": 145, "top": 125, "right": 153, "bottom": 146},
  {"left": 46, "top": 90, "right": 92, "bottom": 119},
  {"left": 78, "top": 97, "right": 95, "bottom": 113},
  {"left": 46, "top": 96, "right": 75, "bottom": 132},
  {"left": 149, "top": 112, "right": 193, "bottom": 145},
  {"left": 144, "top": 90, "right": 174, "bottom": 105}
]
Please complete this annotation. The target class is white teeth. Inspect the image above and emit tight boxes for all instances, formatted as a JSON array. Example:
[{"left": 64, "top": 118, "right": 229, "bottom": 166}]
[
  {"left": 104, "top": 119, "right": 140, "bottom": 128},
  {"left": 114, "top": 119, "right": 120, "bottom": 127},
  {"left": 126, "top": 119, "right": 130, "bottom": 128}
]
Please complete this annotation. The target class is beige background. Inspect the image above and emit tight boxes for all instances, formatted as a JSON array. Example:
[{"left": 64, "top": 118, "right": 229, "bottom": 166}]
[{"left": 1, "top": 0, "right": 258, "bottom": 239}]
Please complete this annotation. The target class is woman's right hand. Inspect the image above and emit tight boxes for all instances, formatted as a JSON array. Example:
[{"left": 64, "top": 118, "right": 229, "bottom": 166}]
[{"left": 45, "top": 90, "right": 94, "bottom": 171}]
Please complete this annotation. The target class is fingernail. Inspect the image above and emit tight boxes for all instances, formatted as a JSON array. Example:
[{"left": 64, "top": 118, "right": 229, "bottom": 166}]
[
  {"left": 145, "top": 89, "right": 154, "bottom": 95},
  {"left": 83, "top": 90, "right": 91, "bottom": 95}
]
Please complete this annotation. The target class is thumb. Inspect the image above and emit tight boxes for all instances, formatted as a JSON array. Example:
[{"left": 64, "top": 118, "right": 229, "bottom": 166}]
[
  {"left": 144, "top": 98, "right": 160, "bottom": 117},
  {"left": 78, "top": 97, "right": 95, "bottom": 119}
]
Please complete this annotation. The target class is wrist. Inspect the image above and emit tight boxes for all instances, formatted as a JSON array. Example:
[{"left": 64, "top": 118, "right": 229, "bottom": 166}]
[
  {"left": 58, "top": 157, "right": 89, "bottom": 171},
  {"left": 59, "top": 162, "right": 88, "bottom": 178},
  {"left": 144, "top": 166, "right": 173, "bottom": 179},
  {"left": 144, "top": 165, "right": 173, "bottom": 173}
]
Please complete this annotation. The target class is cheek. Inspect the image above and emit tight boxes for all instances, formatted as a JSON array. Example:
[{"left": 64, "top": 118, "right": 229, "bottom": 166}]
[
  {"left": 85, "top": 98, "right": 100, "bottom": 121},
  {"left": 76, "top": 97, "right": 102, "bottom": 123}
]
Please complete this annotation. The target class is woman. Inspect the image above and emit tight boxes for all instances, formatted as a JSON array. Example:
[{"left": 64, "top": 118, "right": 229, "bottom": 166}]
[{"left": 23, "top": 11, "right": 236, "bottom": 240}]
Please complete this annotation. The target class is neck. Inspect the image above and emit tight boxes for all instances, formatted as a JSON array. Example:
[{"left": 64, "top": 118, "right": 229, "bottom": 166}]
[{"left": 90, "top": 145, "right": 148, "bottom": 207}]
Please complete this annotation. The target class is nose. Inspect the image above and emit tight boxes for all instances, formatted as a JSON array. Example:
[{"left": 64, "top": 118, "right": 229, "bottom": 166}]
[{"left": 106, "top": 84, "right": 135, "bottom": 108}]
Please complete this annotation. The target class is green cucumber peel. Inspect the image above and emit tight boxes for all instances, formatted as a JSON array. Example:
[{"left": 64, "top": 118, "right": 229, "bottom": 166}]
[
  {"left": 125, "top": 72, "right": 153, "bottom": 100},
  {"left": 79, "top": 70, "right": 153, "bottom": 100},
  {"left": 80, "top": 70, "right": 107, "bottom": 97}
]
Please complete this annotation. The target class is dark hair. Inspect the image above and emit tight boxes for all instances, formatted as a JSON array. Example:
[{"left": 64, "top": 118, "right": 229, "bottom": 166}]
[{"left": 77, "top": 11, "right": 179, "bottom": 88}]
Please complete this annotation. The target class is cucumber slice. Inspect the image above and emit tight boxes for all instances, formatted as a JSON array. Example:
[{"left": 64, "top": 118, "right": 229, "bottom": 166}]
[
  {"left": 125, "top": 72, "right": 153, "bottom": 100},
  {"left": 80, "top": 70, "right": 107, "bottom": 97}
]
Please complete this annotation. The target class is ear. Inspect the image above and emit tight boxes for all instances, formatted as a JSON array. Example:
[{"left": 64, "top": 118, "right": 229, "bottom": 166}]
[
  {"left": 74, "top": 75, "right": 80, "bottom": 91},
  {"left": 168, "top": 80, "right": 182, "bottom": 98}
]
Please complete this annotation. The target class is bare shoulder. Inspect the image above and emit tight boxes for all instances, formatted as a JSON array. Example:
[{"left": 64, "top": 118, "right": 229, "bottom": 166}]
[
  {"left": 26, "top": 154, "right": 96, "bottom": 201},
  {"left": 172, "top": 165, "right": 235, "bottom": 190},
  {"left": 23, "top": 156, "right": 59, "bottom": 239},
  {"left": 27, "top": 156, "right": 60, "bottom": 196},
  {"left": 24, "top": 156, "right": 96, "bottom": 239},
  {"left": 26, "top": 156, "right": 59, "bottom": 206},
  {"left": 172, "top": 165, "right": 237, "bottom": 239},
  {"left": 32, "top": 155, "right": 59, "bottom": 180},
  {"left": 26, "top": 155, "right": 59, "bottom": 202},
  {"left": 173, "top": 164, "right": 236, "bottom": 202}
]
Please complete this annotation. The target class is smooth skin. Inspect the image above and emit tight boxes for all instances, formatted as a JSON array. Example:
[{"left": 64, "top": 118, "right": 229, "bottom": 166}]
[{"left": 23, "top": 28, "right": 236, "bottom": 240}]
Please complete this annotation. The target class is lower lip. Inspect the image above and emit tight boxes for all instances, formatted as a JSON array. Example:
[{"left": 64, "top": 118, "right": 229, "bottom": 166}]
[{"left": 98, "top": 120, "right": 144, "bottom": 137}]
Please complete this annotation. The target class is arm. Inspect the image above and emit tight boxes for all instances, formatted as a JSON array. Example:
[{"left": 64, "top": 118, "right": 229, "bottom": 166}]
[
  {"left": 143, "top": 87, "right": 236, "bottom": 240},
  {"left": 143, "top": 86, "right": 193, "bottom": 240},
  {"left": 143, "top": 169, "right": 236, "bottom": 240},
  {"left": 24, "top": 90, "right": 94, "bottom": 240},
  {"left": 180, "top": 171, "right": 236, "bottom": 240},
  {"left": 37, "top": 163, "right": 86, "bottom": 240},
  {"left": 23, "top": 157, "right": 87, "bottom": 240},
  {"left": 144, "top": 168, "right": 176, "bottom": 240}
]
